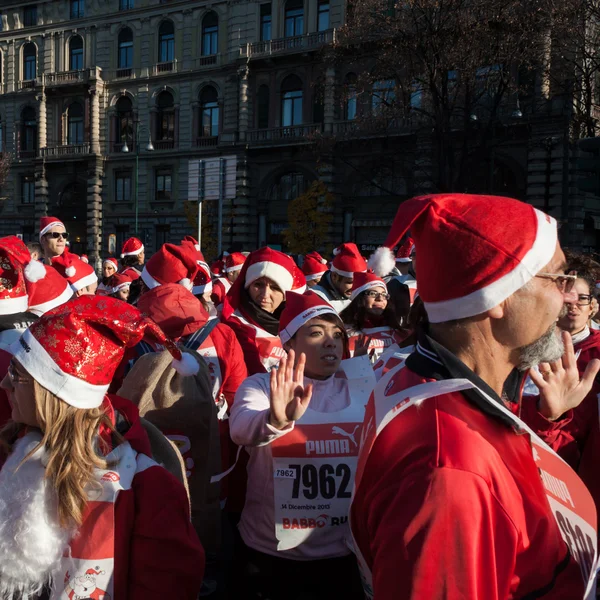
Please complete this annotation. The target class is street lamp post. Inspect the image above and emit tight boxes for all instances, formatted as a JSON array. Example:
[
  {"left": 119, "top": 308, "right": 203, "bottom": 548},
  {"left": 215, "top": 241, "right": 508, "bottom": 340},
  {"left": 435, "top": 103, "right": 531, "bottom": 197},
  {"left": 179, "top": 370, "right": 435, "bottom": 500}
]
[{"left": 122, "top": 122, "right": 154, "bottom": 235}]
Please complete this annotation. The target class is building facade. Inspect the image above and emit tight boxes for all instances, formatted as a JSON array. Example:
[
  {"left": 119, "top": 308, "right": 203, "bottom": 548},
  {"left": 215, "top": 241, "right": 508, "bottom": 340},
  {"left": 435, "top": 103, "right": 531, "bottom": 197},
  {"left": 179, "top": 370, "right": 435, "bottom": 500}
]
[{"left": 0, "top": 0, "right": 596, "bottom": 263}]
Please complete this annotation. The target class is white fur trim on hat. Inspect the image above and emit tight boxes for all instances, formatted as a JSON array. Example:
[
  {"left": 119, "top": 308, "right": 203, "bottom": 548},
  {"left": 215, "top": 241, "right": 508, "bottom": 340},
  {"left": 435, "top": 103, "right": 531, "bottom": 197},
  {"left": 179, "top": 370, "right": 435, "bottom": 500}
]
[
  {"left": 245, "top": 261, "right": 294, "bottom": 293},
  {"left": 29, "top": 282, "right": 73, "bottom": 317},
  {"left": 70, "top": 271, "right": 98, "bottom": 293},
  {"left": 304, "top": 273, "right": 324, "bottom": 282},
  {"left": 178, "top": 277, "right": 193, "bottom": 291},
  {"left": 0, "top": 295, "right": 29, "bottom": 316},
  {"left": 279, "top": 305, "right": 340, "bottom": 345},
  {"left": 225, "top": 264, "right": 244, "bottom": 274},
  {"left": 39, "top": 220, "right": 65, "bottom": 241},
  {"left": 330, "top": 265, "right": 357, "bottom": 279},
  {"left": 11, "top": 330, "right": 109, "bottom": 409},
  {"left": 121, "top": 244, "right": 144, "bottom": 258},
  {"left": 425, "top": 209, "right": 558, "bottom": 323},
  {"left": 172, "top": 351, "right": 200, "bottom": 376},
  {"left": 350, "top": 280, "right": 387, "bottom": 301},
  {"left": 193, "top": 282, "right": 213, "bottom": 295},
  {"left": 141, "top": 266, "right": 161, "bottom": 290},
  {"left": 24, "top": 260, "right": 46, "bottom": 283}
]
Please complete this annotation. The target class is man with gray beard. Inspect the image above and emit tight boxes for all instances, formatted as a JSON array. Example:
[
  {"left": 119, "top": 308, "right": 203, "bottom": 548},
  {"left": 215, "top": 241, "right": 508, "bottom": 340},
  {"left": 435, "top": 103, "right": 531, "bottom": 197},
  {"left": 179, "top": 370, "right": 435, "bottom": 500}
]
[{"left": 351, "top": 194, "right": 600, "bottom": 600}]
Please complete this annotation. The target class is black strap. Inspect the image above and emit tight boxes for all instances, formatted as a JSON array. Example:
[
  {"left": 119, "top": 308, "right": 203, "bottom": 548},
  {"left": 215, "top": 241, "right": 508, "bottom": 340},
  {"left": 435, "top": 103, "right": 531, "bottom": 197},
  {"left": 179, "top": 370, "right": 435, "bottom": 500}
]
[{"left": 184, "top": 318, "right": 219, "bottom": 351}]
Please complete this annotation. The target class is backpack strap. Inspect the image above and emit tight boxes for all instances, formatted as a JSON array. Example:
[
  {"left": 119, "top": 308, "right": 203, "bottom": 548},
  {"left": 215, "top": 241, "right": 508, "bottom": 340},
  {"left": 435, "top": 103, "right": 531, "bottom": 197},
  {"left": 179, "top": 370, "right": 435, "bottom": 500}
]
[{"left": 184, "top": 318, "right": 219, "bottom": 351}]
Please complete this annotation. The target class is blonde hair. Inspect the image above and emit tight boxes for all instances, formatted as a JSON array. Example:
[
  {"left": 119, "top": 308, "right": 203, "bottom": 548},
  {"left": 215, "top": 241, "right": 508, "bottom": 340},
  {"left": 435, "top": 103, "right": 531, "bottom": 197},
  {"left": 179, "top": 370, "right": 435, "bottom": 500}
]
[{"left": 1, "top": 381, "right": 121, "bottom": 528}]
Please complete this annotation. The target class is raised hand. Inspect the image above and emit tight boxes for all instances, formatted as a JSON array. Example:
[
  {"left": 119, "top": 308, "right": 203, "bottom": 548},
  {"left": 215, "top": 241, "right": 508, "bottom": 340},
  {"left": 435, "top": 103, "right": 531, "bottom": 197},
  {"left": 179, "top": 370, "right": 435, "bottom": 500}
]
[
  {"left": 269, "top": 349, "right": 313, "bottom": 430},
  {"left": 354, "top": 334, "right": 373, "bottom": 358},
  {"left": 529, "top": 331, "right": 600, "bottom": 421}
]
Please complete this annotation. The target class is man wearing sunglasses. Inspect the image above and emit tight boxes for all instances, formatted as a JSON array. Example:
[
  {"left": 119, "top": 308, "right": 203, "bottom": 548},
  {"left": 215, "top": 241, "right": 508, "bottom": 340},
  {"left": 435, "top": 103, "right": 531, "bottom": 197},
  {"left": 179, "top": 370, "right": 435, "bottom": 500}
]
[
  {"left": 38, "top": 216, "right": 68, "bottom": 264},
  {"left": 351, "top": 194, "right": 600, "bottom": 599}
]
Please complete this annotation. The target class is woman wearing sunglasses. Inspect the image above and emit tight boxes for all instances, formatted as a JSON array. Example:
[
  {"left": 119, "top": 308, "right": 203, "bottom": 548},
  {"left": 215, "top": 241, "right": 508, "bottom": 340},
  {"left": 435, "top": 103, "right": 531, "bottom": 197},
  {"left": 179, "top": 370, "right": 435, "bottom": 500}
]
[{"left": 340, "top": 271, "right": 408, "bottom": 360}]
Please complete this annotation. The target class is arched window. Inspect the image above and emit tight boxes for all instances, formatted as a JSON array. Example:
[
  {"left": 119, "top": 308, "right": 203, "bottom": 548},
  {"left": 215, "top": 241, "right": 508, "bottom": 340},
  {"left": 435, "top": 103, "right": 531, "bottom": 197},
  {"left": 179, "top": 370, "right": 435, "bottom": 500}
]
[
  {"left": 202, "top": 12, "right": 218, "bottom": 56},
  {"left": 344, "top": 73, "right": 357, "bottom": 121},
  {"left": 116, "top": 96, "right": 134, "bottom": 150},
  {"left": 21, "top": 106, "right": 37, "bottom": 156},
  {"left": 281, "top": 75, "right": 303, "bottom": 127},
  {"left": 156, "top": 91, "right": 175, "bottom": 144},
  {"left": 118, "top": 28, "right": 133, "bottom": 70},
  {"left": 257, "top": 84, "right": 270, "bottom": 129},
  {"left": 67, "top": 103, "right": 84, "bottom": 145},
  {"left": 69, "top": 35, "right": 84, "bottom": 71},
  {"left": 200, "top": 87, "right": 219, "bottom": 137},
  {"left": 285, "top": 0, "right": 304, "bottom": 37},
  {"left": 158, "top": 21, "right": 175, "bottom": 63},
  {"left": 23, "top": 43, "right": 36, "bottom": 81}
]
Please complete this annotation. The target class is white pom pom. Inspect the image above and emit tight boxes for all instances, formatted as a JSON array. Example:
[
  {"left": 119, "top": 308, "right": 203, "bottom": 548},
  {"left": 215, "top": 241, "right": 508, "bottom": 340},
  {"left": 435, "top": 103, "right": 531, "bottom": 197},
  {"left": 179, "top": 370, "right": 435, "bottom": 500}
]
[
  {"left": 65, "top": 266, "right": 76, "bottom": 277},
  {"left": 178, "top": 277, "right": 192, "bottom": 290},
  {"left": 368, "top": 246, "right": 396, "bottom": 278},
  {"left": 172, "top": 352, "right": 199, "bottom": 376},
  {"left": 24, "top": 260, "right": 46, "bottom": 283},
  {"left": 333, "top": 247, "right": 341, "bottom": 256},
  {"left": 320, "top": 258, "right": 327, "bottom": 264}
]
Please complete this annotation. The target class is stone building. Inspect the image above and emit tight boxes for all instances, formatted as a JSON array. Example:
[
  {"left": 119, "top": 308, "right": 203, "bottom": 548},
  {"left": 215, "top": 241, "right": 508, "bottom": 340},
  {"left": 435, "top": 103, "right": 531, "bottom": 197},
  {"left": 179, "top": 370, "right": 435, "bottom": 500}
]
[{"left": 0, "top": 0, "right": 596, "bottom": 262}]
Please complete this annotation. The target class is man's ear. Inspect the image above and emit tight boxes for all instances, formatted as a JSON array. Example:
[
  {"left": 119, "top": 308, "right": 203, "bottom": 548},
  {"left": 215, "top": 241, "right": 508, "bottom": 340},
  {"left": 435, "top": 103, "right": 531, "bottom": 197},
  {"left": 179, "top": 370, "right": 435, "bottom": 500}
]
[{"left": 591, "top": 297, "right": 599, "bottom": 320}]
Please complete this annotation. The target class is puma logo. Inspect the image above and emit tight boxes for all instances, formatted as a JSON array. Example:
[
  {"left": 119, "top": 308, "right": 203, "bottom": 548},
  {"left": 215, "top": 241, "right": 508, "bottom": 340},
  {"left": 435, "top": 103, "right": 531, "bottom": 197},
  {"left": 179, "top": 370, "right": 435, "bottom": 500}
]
[{"left": 331, "top": 425, "right": 360, "bottom": 448}]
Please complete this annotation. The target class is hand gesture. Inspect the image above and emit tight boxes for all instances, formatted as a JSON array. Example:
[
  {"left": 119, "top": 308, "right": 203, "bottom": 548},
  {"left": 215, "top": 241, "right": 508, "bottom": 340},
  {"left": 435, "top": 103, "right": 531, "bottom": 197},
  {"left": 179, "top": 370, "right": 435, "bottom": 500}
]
[
  {"left": 354, "top": 334, "right": 374, "bottom": 359},
  {"left": 269, "top": 349, "right": 313, "bottom": 430},
  {"left": 529, "top": 331, "right": 600, "bottom": 421}
]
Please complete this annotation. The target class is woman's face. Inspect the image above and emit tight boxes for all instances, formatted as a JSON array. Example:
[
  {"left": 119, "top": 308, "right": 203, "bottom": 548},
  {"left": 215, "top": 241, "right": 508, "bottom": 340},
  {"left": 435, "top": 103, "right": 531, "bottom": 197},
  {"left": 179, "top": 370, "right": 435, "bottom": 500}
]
[
  {"left": 1, "top": 360, "right": 38, "bottom": 427},
  {"left": 288, "top": 317, "right": 345, "bottom": 379},
  {"left": 362, "top": 286, "right": 388, "bottom": 316},
  {"left": 115, "top": 287, "right": 130, "bottom": 301},
  {"left": 103, "top": 263, "right": 116, "bottom": 279},
  {"left": 248, "top": 277, "right": 285, "bottom": 313},
  {"left": 558, "top": 278, "right": 595, "bottom": 336}
]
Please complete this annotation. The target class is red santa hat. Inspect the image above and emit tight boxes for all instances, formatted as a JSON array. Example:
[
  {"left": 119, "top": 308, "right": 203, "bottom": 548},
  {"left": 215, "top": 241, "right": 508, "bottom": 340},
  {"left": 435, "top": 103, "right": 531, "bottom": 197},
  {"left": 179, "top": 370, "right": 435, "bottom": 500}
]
[
  {"left": 26, "top": 265, "right": 73, "bottom": 317},
  {"left": 80, "top": 254, "right": 89, "bottom": 264},
  {"left": 192, "top": 261, "right": 212, "bottom": 295},
  {"left": 120, "top": 237, "right": 144, "bottom": 258},
  {"left": 211, "top": 259, "right": 224, "bottom": 276},
  {"left": 279, "top": 291, "right": 341, "bottom": 345},
  {"left": 396, "top": 237, "right": 415, "bottom": 263},
  {"left": 0, "top": 236, "right": 47, "bottom": 315},
  {"left": 302, "top": 251, "right": 328, "bottom": 281},
  {"left": 350, "top": 271, "right": 387, "bottom": 301},
  {"left": 381, "top": 193, "right": 557, "bottom": 323},
  {"left": 10, "top": 295, "right": 200, "bottom": 409},
  {"left": 244, "top": 247, "right": 303, "bottom": 293},
  {"left": 225, "top": 252, "right": 246, "bottom": 274},
  {"left": 141, "top": 243, "right": 199, "bottom": 291},
  {"left": 103, "top": 257, "right": 119, "bottom": 270},
  {"left": 39, "top": 216, "right": 65, "bottom": 241},
  {"left": 182, "top": 235, "right": 201, "bottom": 252},
  {"left": 331, "top": 243, "right": 367, "bottom": 278},
  {"left": 52, "top": 250, "right": 98, "bottom": 292},
  {"left": 107, "top": 272, "right": 133, "bottom": 295}
]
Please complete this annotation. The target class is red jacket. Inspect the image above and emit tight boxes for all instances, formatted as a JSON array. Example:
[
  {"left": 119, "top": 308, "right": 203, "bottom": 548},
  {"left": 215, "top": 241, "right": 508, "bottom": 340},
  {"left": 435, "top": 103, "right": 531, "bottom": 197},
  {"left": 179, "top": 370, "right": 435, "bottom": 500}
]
[
  {"left": 352, "top": 362, "right": 585, "bottom": 599},
  {"left": 210, "top": 278, "right": 230, "bottom": 307}
]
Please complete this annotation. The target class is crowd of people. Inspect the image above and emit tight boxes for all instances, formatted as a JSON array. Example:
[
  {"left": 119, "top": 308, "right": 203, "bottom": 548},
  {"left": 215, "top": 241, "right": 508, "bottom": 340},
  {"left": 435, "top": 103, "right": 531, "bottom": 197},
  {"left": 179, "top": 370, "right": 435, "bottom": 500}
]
[{"left": 0, "top": 194, "right": 598, "bottom": 599}]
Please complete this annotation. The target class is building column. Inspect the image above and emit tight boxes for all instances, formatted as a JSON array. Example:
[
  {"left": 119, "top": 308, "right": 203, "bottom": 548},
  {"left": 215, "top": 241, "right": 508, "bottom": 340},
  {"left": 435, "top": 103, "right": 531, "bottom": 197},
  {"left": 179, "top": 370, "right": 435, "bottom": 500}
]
[
  {"left": 324, "top": 66, "right": 335, "bottom": 134},
  {"left": 233, "top": 154, "right": 253, "bottom": 247},
  {"left": 87, "top": 157, "right": 103, "bottom": 266},
  {"left": 90, "top": 86, "right": 101, "bottom": 154},
  {"left": 238, "top": 66, "right": 249, "bottom": 142},
  {"left": 34, "top": 163, "right": 49, "bottom": 222},
  {"left": 37, "top": 93, "right": 47, "bottom": 152}
]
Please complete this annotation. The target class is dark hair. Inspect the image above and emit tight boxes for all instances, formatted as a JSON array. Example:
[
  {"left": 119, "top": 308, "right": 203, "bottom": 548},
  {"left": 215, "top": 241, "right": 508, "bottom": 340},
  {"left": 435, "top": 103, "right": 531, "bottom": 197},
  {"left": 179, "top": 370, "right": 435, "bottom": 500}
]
[
  {"left": 121, "top": 254, "right": 143, "bottom": 268},
  {"left": 26, "top": 241, "right": 43, "bottom": 256},
  {"left": 340, "top": 290, "right": 405, "bottom": 332},
  {"left": 564, "top": 249, "right": 600, "bottom": 295},
  {"left": 287, "top": 313, "right": 349, "bottom": 355}
]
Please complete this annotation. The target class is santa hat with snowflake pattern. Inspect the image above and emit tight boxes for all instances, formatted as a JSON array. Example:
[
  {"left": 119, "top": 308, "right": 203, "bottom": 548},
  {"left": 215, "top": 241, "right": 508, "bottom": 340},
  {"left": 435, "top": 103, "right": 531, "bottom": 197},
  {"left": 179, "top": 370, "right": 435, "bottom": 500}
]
[
  {"left": 10, "top": 295, "right": 200, "bottom": 409},
  {"left": 381, "top": 193, "right": 557, "bottom": 323}
]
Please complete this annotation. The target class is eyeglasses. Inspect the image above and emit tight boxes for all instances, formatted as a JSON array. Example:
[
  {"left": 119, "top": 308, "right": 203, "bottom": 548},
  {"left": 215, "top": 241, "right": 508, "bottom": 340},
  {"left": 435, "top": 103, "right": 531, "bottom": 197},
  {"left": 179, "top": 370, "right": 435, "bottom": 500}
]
[
  {"left": 45, "top": 231, "right": 69, "bottom": 240},
  {"left": 7, "top": 362, "right": 30, "bottom": 384},
  {"left": 574, "top": 294, "right": 593, "bottom": 306},
  {"left": 364, "top": 291, "right": 390, "bottom": 301},
  {"left": 535, "top": 272, "right": 577, "bottom": 293}
]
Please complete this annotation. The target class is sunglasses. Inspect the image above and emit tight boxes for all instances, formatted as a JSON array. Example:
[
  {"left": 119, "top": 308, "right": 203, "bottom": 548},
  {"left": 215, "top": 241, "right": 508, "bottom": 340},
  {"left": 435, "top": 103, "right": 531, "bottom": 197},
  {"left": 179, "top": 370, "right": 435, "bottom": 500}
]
[
  {"left": 535, "top": 272, "right": 577, "bottom": 294},
  {"left": 45, "top": 231, "right": 69, "bottom": 240}
]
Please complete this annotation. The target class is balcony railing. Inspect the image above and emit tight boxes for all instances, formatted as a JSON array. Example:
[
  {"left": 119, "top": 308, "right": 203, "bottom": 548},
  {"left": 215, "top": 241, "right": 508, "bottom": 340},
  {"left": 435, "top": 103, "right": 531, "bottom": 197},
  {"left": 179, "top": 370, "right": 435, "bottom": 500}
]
[
  {"left": 18, "top": 149, "right": 36, "bottom": 159},
  {"left": 247, "top": 124, "right": 322, "bottom": 144},
  {"left": 195, "top": 136, "right": 219, "bottom": 148},
  {"left": 44, "top": 70, "right": 90, "bottom": 86},
  {"left": 153, "top": 61, "right": 177, "bottom": 75},
  {"left": 18, "top": 79, "right": 38, "bottom": 90},
  {"left": 115, "top": 68, "right": 133, "bottom": 79},
  {"left": 39, "top": 144, "right": 91, "bottom": 158},
  {"left": 154, "top": 140, "right": 175, "bottom": 150},
  {"left": 194, "top": 54, "right": 220, "bottom": 68},
  {"left": 241, "top": 29, "right": 335, "bottom": 59}
]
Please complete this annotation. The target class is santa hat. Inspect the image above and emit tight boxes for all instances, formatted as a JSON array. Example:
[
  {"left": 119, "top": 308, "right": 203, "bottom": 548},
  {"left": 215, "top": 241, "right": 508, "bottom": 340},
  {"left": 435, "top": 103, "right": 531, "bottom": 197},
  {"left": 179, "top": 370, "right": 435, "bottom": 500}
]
[
  {"left": 80, "top": 254, "right": 89, "bottom": 264},
  {"left": 350, "top": 271, "right": 387, "bottom": 301},
  {"left": 396, "top": 237, "right": 415, "bottom": 263},
  {"left": 39, "top": 216, "right": 65, "bottom": 241},
  {"left": 0, "top": 236, "right": 46, "bottom": 315},
  {"left": 244, "top": 247, "right": 303, "bottom": 293},
  {"left": 141, "top": 243, "right": 198, "bottom": 291},
  {"left": 225, "top": 252, "right": 246, "bottom": 274},
  {"left": 52, "top": 250, "right": 98, "bottom": 292},
  {"left": 279, "top": 291, "right": 341, "bottom": 345},
  {"left": 120, "top": 237, "right": 144, "bottom": 258},
  {"left": 85, "top": 568, "right": 104, "bottom": 576},
  {"left": 182, "top": 235, "right": 200, "bottom": 252},
  {"left": 192, "top": 261, "right": 212, "bottom": 295},
  {"left": 103, "top": 257, "right": 119, "bottom": 270},
  {"left": 381, "top": 193, "right": 557, "bottom": 323},
  {"left": 302, "top": 251, "right": 328, "bottom": 281},
  {"left": 107, "top": 272, "right": 133, "bottom": 295},
  {"left": 331, "top": 243, "right": 367, "bottom": 278},
  {"left": 211, "top": 259, "right": 224, "bottom": 276},
  {"left": 10, "top": 295, "right": 200, "bottom": 409},
  {"left": 26, "top": 265, "right": 73, "bottom": 317}
]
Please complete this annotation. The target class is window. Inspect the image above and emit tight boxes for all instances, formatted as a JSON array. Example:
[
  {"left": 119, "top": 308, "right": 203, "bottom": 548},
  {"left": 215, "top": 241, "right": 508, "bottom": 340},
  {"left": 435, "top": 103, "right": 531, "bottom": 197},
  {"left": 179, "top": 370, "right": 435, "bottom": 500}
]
[
  {"left": 318, "top": 1, "right": 330, "bottom": 31},
  {"left": 23, "top": 6, "right": 37, "bottom": 27},
  {"left": 118, "top": 28, "right": 133, "bottom": 69},
  {"left": 156, "top": 224, "right": 171, "bottom": 246},
  {"left": 344, "top": 73, "right": 357, "bottom": 120},
  {"left": 260, "top": 4, "right": 272, "bottom": 42},
  {"left": 285, "top": 0, "right": 304, "bottom": 37},
  {"left": 158, "top": 21, "right": 175, "bottom": 63},
  {"left": 281, "top": 75, "right": 303, "bottom": 126},
  {"left": 200, "top": 86, "right": 219, "bottom": 137},
  {"left": 116, "top": 96, "right": 134, "bottom": 149},
  {"left": 21, "top": 107, "right": 37, "bottom": 153},
  {"left": 23, "top": 43, "right": 36, "bottom": 80},
  {"left": 410, "top": 83, "right": 422, "bottom": 110},
  {"left": 67, "top": 103, "right": 84, "bottom": 144},
  {"left": 372, "top": 79, "right": 395, "bottom": 114},
  {"left": 156, "top": 91, "right": 175, "bottom": 143},
  {"left": 21, "top": 174, "right": 35, "bottom": 204},
  {"left": 69, "top": 36, "right": 84, "bottom": 71},
  {"left": 257, "top": 84, "right": 270, "bottom": 128},
  {"left": 155, "top": 169, "right": 172, "bottom": 201},
  {"left": 70, "top": 0, "right": 84, "bottom": 19},
  {"left": 119, "top": 0, "right": 134, "bottom": 9},
  {"left": 115, "top": 171, "right": 132, "bottom": 202},
  {"left": 202, "top": 12, "right": 218, "bottom": 56}
]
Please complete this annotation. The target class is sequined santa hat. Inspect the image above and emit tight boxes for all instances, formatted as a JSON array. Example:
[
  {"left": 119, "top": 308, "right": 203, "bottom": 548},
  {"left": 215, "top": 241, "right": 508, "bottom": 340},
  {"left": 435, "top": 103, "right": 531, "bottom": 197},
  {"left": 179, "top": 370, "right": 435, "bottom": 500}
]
[
  {"left": 350, "top": 271, "right": 387, "bottom": 301},
  {"left": 395, "top": 237, "right": 415, "bottom": 263},
  {"left": 52, "top": 250, "right": 98, "bottom": 292},
  {"left": 120, "top": 237, "right": 144, "bottom": 258},
  {"left": 331, "top": 243, "right": 367, "bottom": 278},
  {"left": 26, "top": 265, "right": 73, "bottom": 317},
  {"left": 10, "top": 295, "right": 200, "bottom": 409},
  {"left": 192, "top": 261, "right": 213, "bottom": 295},
  {"left": 0, "top": 236, "right": 46, "bottom": 315},
  {"left": 279, "top": 291, "right": 340, "bottom": 345},
  {"left": 141, "top": 243, "right": 199, "bottom": 290},
  {"left": 39, "top": 216, "right": 65, "bottom": 241},
  {"left": 225, "top": 252, "right": 246, "bottom": 274},
  {"left": 302, "top": 251, "right": 329, "bottom": 281}
]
